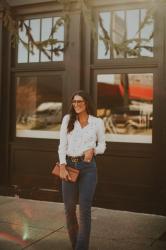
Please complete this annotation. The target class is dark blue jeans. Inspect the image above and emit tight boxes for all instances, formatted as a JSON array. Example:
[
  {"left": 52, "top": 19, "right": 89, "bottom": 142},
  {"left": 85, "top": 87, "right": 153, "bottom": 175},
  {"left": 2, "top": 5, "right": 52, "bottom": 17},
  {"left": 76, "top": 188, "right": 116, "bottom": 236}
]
[{"left": 62, "top": 158, "right": 97, "bottom": 250}]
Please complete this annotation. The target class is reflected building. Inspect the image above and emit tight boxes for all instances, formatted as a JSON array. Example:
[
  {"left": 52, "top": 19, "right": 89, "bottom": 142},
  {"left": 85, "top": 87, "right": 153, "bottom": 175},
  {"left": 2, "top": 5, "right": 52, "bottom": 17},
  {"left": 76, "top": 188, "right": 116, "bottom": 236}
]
[{"left": 112, "top": 11, "right": 126, "bottom": 58}]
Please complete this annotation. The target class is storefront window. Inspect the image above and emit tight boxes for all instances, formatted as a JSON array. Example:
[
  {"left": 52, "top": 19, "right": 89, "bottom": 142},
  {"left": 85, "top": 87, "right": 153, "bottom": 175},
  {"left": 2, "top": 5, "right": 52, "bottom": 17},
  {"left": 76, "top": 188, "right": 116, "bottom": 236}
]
[
  {"left": 98, "top": 8, "right": 154, "bottom": 59},
  {"left": 97, "top": 73, "right": 153, "bottom": 143},
  {"left": 18, "top": 16, "right": 64, "bottom": 63},
  {"left": 16, "top": 74, "right": 63, "bottom": 139}
]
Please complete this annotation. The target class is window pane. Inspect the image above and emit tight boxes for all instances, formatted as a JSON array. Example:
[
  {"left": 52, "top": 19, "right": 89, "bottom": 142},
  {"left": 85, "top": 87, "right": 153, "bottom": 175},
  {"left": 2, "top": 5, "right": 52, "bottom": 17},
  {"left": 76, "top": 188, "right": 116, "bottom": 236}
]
[
  {"left": 98, "top": 12, "right": 111, "bottom": 59},
  {"left": 97, "top": 8, "right": 154, "bottom": 59},
  {"left": 112, "top": 11, "right": 125, "bottom": 58},
  {"left": 53, "top": 17, "right": 64, "bottom": 61},
  {"left": 29, "top": 19, "right": 40, "bottom": 62},
  {"left": 126, "top": 10, "right": 139, "bottom": 58},
  {"left": 41, "top": 18, "right": 52, "bottom": 62},
  {"left": 140, "top": 9, "right": 154, "bottom": 57},
  {"left": 97, "top": 73, "right": 153, "bottom": 143},
  {"left": 17, "top": 16, "right": 65, "bottom": 63},
  {"left": 18, "top": 20, "right": 29, "bottom": 63},
  {"left": 16, "top": 75, "right": 63, "bottom": 139}
]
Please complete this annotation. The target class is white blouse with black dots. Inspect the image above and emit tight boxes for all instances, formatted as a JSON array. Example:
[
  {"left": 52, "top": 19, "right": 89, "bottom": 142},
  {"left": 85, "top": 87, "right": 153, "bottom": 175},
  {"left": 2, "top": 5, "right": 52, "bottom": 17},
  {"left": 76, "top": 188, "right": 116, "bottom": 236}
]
[{"left": 58, "top": 114, "right": 106, "bottom": 164}]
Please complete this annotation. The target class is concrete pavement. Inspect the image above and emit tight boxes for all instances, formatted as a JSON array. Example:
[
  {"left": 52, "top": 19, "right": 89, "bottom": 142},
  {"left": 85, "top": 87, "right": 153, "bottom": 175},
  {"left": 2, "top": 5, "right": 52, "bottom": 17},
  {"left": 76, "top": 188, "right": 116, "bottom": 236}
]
[{"left": 0, "top": 196, "right": 166, "bottom": 250}]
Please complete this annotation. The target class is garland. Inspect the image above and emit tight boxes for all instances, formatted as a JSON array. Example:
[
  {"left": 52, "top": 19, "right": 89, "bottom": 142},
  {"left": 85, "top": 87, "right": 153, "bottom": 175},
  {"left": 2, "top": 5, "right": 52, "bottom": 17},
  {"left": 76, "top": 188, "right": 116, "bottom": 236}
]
[{"left": 2, "top": 0, "right": 155, "bottom": 59}]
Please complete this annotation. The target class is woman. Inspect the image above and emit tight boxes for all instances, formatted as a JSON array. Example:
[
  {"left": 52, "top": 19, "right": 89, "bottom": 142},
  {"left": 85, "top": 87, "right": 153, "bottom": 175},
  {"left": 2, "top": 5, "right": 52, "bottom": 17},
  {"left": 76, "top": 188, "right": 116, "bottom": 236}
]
[{"left": 58, "top": 90, "right": 106, "bottom": 250}]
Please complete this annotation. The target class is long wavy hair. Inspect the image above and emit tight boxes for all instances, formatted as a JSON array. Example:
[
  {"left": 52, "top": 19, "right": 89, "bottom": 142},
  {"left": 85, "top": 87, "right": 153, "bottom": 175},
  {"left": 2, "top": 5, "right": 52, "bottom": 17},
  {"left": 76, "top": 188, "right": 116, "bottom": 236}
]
[{"left": 67, "top": 90, "right": 96, "bottom": 133}]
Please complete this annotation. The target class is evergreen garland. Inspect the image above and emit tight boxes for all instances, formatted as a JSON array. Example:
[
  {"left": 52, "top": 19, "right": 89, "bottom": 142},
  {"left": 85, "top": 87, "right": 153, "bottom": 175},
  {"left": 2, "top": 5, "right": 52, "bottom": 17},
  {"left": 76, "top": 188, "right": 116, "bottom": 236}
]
[{"left": 2, "top": 0, "right": 155, "bottom": 59}]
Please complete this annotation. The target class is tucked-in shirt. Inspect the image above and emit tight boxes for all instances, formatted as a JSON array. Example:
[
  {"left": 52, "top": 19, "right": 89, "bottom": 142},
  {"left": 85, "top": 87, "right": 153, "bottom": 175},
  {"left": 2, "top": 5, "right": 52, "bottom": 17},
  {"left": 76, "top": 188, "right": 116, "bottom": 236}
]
[{"left": 58, "top": 114, "right": 106, "bottom": 164}]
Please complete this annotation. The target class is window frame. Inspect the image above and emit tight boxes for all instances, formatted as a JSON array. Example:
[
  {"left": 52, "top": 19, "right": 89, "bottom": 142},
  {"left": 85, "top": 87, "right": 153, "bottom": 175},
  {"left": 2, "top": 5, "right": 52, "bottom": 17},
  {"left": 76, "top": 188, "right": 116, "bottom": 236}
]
[
  {"left": 93, "top": 67, "right": 159, "bottom": 145},
  {"left": 93, "top": 3, "right": 158, "bottom": 67},
  {"left": 89, "top": 2, "right": 161, "bottom": 146},
  {"left": 14, "top": 11, "right": 66, "bottom": 70},
  {"left": 11, "top": 70, "right": 65, "bottom": 142},
  {"left": 10, "top": 10, "right": 68, "bottom": 142}
]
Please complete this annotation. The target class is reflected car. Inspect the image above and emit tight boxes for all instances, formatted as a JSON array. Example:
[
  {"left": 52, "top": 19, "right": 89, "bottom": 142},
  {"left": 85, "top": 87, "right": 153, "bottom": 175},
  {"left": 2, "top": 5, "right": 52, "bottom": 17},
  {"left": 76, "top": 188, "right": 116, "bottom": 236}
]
[{"left": 28, "top": 102, "right": 62, "bottom": 129}]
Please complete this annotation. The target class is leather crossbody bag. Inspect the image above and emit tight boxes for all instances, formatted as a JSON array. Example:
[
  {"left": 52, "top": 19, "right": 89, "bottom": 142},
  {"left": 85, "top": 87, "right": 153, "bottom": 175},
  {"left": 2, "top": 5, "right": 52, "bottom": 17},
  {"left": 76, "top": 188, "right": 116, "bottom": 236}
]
[{"left": 52, "top": 162, "right": 80, "bottom": 182}]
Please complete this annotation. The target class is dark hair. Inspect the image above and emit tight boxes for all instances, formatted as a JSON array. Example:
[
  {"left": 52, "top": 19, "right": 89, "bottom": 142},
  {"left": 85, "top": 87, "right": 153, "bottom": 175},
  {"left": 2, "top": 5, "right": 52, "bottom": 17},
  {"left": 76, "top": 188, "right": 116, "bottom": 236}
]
[{"left": 67, "top": 90, "right": 96, "bottom": 133}]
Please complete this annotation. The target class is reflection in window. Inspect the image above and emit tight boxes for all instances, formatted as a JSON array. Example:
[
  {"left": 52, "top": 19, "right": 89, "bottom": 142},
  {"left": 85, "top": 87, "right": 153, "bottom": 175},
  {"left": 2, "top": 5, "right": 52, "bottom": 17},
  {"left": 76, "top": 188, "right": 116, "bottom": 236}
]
[
  {"left": 126, "top": 10, "right": 139, "bottom": 58},
  {"left": 112, "top": 11, "right": 125, "bottom": 58},
  {"left": 41, "top": 18, "right": 52, "bottom": 62},
  {"left": 29, "top": 19, "right": 40, "bottom": 62},
  {"left": 18, "top": 16, "right": 64, "bottom": 63},
  {"left": 140, "top": 9, "right": 154, "bottom": 57},
  {"left": 16, "top": 75, "right": 63, "bottom": 139},
  {"left": 98, "top": 8, "right": 154, "bottom": 59},
  {"left": 18, "top": 20, "right": 29, "bottom": 63},
  {"left": 53, "top": 17, "right": 64, "bottom": 61},
  {"left": 98, "top": 12, "right": 110, "bottom": 59},
  {"left": 97, "top": 73, "right": 153, "bottom": 143}
]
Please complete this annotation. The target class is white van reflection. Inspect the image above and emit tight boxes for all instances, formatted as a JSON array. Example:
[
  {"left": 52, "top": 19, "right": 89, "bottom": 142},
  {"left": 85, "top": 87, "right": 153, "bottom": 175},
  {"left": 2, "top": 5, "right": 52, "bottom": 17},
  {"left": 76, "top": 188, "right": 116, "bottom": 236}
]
[{"left": 28, "top": 102, "right": 62, "bottom": 129}]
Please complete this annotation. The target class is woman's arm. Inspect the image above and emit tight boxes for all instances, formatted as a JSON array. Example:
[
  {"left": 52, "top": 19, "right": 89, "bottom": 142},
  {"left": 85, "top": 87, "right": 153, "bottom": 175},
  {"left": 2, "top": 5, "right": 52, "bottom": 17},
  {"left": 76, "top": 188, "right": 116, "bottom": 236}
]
[
  {"left": 94, "top": 118, "right": 106, "bottom": 155},
  {"left": 58, "top": 115, "right": 69, "bottom": 165}
]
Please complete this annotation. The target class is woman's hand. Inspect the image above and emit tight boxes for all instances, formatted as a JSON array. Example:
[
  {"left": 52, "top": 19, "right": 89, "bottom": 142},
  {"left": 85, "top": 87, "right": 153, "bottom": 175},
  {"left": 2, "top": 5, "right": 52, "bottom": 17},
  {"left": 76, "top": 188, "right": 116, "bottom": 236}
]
[
  {"left": 60, "top": 164, "right": 72, "bottom": 181},
  {"left": 83, "top": 148, "right": 94, "bottom": 163}
]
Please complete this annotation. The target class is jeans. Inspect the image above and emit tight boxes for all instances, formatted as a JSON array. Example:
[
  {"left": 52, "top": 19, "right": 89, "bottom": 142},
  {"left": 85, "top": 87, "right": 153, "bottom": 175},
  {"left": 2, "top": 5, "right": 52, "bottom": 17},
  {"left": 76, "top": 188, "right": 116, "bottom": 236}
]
[{"left": 62, "top": 158, "right": 97, "bottom": 250}]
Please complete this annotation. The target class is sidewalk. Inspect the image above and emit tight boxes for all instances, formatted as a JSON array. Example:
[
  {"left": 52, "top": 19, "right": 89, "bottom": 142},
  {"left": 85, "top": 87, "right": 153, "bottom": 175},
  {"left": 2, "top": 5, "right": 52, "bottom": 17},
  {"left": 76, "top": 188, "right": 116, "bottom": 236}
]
[{"left": 0, "top": 196, "right": 166, "bottom": 250}]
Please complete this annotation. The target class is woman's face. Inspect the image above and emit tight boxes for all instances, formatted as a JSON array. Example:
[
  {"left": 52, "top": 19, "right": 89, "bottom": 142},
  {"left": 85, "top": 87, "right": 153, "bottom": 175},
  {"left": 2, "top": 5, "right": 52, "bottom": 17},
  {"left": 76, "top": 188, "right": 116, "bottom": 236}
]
[{"left": 72, "top": 95, "right": 87, "bottom": 114}]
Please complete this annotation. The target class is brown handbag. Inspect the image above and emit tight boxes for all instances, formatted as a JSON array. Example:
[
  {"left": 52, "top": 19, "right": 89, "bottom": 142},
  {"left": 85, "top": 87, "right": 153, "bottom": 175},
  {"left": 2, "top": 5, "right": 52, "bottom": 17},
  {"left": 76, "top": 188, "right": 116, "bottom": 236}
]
[{"left": 52, "top": 162, "right": 79, "bottom": 182}]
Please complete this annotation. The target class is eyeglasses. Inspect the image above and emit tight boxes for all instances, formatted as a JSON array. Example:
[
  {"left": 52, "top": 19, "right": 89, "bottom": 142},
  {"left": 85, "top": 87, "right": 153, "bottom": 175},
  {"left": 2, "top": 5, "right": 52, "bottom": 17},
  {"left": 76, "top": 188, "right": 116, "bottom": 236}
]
[{"left": 72, "top": 100, "right": 85, "bottom": 105}]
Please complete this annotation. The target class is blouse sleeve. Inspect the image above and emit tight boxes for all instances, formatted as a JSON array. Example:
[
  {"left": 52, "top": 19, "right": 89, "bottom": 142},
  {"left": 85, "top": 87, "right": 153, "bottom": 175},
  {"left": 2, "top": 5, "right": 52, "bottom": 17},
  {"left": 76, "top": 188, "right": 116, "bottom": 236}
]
[
  {"left": 94, "top": 118, "right": 106, "bottom": 155},
  {"left": 58, "top": 115, "right": 69, "bottom": 164}
]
